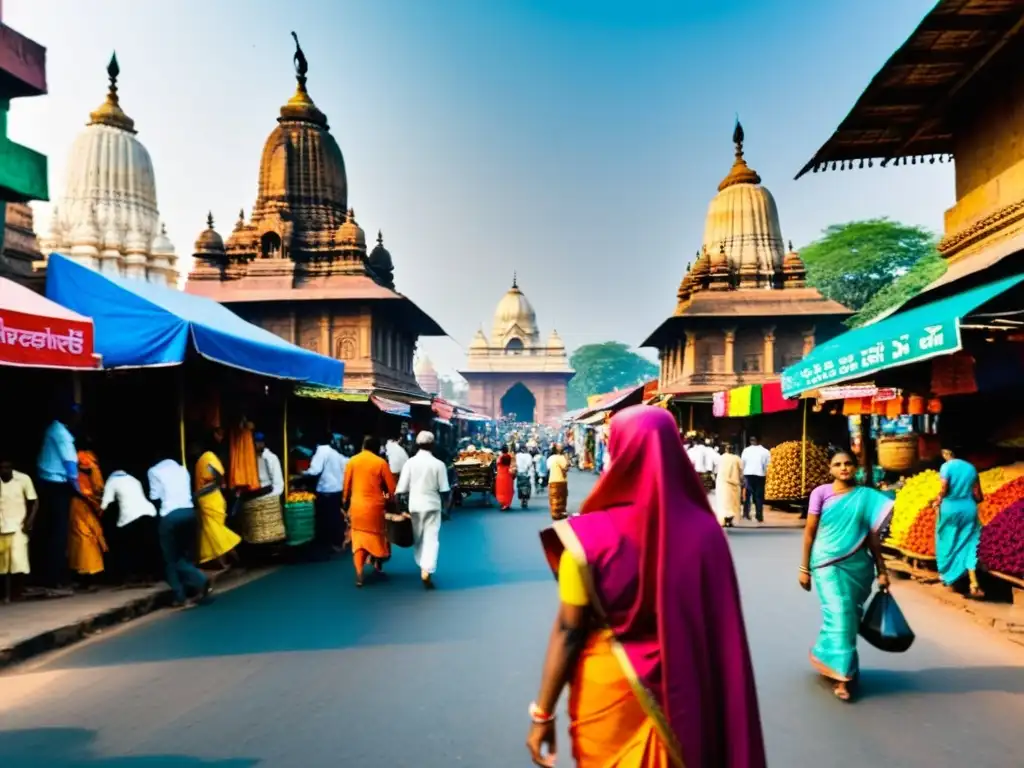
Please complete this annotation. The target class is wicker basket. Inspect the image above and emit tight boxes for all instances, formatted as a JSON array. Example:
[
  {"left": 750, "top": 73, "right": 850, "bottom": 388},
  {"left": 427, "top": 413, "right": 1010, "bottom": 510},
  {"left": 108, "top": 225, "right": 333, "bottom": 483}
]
[
  {"left": 283, "top": 500, "right": 315, "bottom": 546},
  {"left": 877, "top": 435, "right": 917, "bottom": 472},
  {"left": 239, "top": 494, "right": 287, "bottom": 545}
]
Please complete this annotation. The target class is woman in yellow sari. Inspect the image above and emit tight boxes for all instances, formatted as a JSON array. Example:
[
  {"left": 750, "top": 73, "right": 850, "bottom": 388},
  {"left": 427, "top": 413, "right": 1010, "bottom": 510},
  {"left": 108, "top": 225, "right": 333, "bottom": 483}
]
[
  {"left": 192, "top": 439, "right": 242, "bottom": 567},
  {"left": 528, "top": 406, "right": 765, "bottom": 768},
  {"left": 68, "top": 442, "right": 107, "bottom": 587}
]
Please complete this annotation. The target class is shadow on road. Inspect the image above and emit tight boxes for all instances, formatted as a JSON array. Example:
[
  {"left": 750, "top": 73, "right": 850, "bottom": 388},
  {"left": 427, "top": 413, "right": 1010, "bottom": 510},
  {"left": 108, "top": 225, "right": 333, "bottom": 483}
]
[
  {"left": 1, "top": 727, "right": 257, "bottom": 768},
  {"left": 857, "top": 666, "right": 1024, "bottom": 699},
  {"left": 41, "top": 506, "right": 558, "bottom": 672}
]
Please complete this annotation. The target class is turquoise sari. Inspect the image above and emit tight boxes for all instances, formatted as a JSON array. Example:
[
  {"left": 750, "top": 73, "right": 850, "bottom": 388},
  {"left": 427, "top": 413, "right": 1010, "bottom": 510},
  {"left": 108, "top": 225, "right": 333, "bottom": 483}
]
[
  {"left": 937, "top": 459, "right": 981, "bottom": 586},
  {"left": 810, "top": 485, "right": 893, "bottom": 681}
]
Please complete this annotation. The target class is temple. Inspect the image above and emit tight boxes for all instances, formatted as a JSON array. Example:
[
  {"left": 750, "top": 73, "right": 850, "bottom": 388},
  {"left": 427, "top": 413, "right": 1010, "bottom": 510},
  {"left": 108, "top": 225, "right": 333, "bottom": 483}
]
[
  {"left": 796, "top": 1, "right": 1024, "bottom": 305},
  {"left": 39, "top": 54, "right": 178, "bottom": 286},
  {"left": 415, "top": 356, "right": 440, "bottom": 395},
  {"left": 2, "top": 203, "right": 44, "bottom": 292},
  {"left": 460, "top": 276, "right": 573, "bottom": 424},
  {"left": 643, "top": 122, "right": 851, "bottom": 396},
  {"left": 185, "top": 34, "right": 443, "bottom": 395}
]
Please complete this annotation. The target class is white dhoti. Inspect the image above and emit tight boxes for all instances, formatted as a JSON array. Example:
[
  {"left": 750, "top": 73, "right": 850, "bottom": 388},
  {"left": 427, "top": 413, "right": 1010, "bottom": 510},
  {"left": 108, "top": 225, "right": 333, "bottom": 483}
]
[{"left": 411, "top": 508, "right": 441, "bottom": 574}]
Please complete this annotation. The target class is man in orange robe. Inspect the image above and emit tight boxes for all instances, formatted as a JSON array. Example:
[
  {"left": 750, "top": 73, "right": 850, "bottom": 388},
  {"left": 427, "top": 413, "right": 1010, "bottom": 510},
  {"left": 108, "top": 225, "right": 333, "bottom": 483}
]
[{"left": 343, "top": 436, "right": 396, "bottom": 587}]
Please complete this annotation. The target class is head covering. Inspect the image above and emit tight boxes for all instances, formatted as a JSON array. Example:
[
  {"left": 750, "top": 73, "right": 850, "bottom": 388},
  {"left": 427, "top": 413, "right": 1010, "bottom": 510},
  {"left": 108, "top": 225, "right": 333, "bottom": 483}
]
[
  {"left": 416, "top": 431, "right": 435, "bottom": 446},
  {"left": 565, "top": 406, "right": 765, "bottom": 767},
  {"left": 254, "top": 432, "right": 266, "bottom": 442}
]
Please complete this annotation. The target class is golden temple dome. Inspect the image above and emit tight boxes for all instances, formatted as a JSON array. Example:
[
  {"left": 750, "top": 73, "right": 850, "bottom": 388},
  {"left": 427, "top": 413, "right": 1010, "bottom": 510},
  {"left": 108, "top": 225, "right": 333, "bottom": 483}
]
[
  {"left": 88, "top": 53, "right": 135, "bottom": 134},
  {"left": 194, "top": 212, "right": 225, "bottom": 257},
  {"left": 251, "top": 33, "right": 348, "bottom": 240},
  {"left": 701, "top": 120, "right": 784, "bottom": 282},
  {"left": 335, "top": 208, "right": 366, "bottom": 251},
  {"left": 469, "top": 328, "right": 490, "bottom": 351},
  {"left": 491, "top": 273, "right": 539, "bottom": 346},
  {"left": 782, "top": 240, "right": 807, "bottom": 287}
]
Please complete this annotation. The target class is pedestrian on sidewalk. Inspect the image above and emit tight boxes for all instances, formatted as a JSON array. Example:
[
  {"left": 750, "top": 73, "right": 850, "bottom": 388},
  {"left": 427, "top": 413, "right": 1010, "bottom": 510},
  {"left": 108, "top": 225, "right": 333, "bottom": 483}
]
[
  {"left": 67, "top": 439, "right": 107, "bottom": 590},
  {"left": 715, "top": 443, "right": 742, "bottom": 528},
  {"left": 396, "top": 431, "right": 450, "bottom": 590},
  {"left": 495, "top": 446, "right": 515, "bottom": 511},
  {"left": 936, "top": 444, "right": 985, "bottom": 599},
  {"left": 527, "top": 406, "right": 766, "bottom": 768},
  {"left": 533, "top": 448, "right": 548, "bottom": 492},
  {"left": 0, "top": 457, "right": 38, "bottom": 602},
  {"left": 147, "top": 458, "right": 211, "bottom": 608},
  {"left": 546, "top": 445, "right": 570, "bottom": 521},
  {"left": 304, "top": 432, "right": 348, "bottom": 557},
  {"left": 799, "top": 449, "right": 891, "bottom": 702},
  {"left": 515, "top": 444, "right": 534, "bottom": 509},
  {"left": 35, "top": 405, "right": 81, "bottom": 591},
  {"left": 343, "top": 436, "right": 395, "bottom": 588},
  {"left": 741, "top": 436, "right": 771, "bottom": 523},
  {"left": 100, "top": 468, "right": 158, "bottom": 586}
]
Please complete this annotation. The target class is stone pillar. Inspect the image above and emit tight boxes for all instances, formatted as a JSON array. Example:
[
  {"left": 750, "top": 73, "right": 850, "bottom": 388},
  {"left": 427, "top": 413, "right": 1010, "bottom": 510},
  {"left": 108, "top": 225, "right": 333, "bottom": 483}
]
[
  {"left": 723, "top": 329, "right": 736, "bottom": 375},
  {"left": 763, "top": 326, "right": 776, "bottom": 374},
  {"left": 682, "top": 333, "right": 696, "bottom": 377},
  {"left": 318, "top": 312, "right": 330, "bottom": 356},
  {"left": 802, "top": 326, "right": 816, "bottom": 356},
  {"left": 658, "top": 348, "right": 666, "bottom": 388},
  {"left": 289, "top": 311, "right": 298, "bottom": 345}
]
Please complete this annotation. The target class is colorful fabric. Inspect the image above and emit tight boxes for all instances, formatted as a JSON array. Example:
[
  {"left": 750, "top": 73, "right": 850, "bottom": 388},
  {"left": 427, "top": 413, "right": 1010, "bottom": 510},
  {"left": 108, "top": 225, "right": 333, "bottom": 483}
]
[
  {"left": 760, "top": 381, "right": 797, "bottom": 414},
  {"left": 727, "top": 385, "right": 762, "bottom": 417},
  {"left": 228, "top": 424, "right": 260, "bottom": 491},
  {"left": 0, "top": 531, "right": 29, "bottom": 574},
  {"left": 543, "top": 406, "right": 766, "bottom": 768},
  {"left": 937, "top": 459, "right": 981, "bottom": 585},
  {"left": 712, "top": 391, "right": 728, "bottom": 418},
  {"left": 548, "top": 481, "right": 568, "bottom": 519},
  {"left": 195, "top": 451, "right": 242, "bottom": 563},
  {"left": 808, "top": 484, "right": 893, "bottom": 681},
  {"left": 68, "top": 450, "right": 107, "bottom": 575},
  {"left": 715, "top": 453, "right": 742, "bottom": 524},
  {"left": 558, "top": 550, "right": 589, "bottom": 606},
  {"left": 344, "top": 449, "right": 396, "bottom": 561},
  {"left": 495, "top": 454, "right": 514, "bottom": 509}
]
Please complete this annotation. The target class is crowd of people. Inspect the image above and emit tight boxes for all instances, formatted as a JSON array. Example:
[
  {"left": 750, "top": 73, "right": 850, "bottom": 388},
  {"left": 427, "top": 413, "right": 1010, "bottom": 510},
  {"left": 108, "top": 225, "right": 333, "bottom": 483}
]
[
  {"left": 682, "top": 435, "right": 772, "bottom": 527},
  {"left": 492, "top": 443, "right": 570, "bottom": 520}
]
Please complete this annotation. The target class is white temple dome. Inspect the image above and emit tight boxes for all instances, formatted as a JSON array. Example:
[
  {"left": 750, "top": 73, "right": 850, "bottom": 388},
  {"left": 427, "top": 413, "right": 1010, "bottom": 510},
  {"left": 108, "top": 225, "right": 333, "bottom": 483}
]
[
  {"left": 469, "top": 329, "right": 489, "bottom": 352},
  {"left": 701, "top": 121, "right": 784, "bottom": 279},
  {"left": 546, "top": 329, "right": 565, "bottom": 350},
  {"left": 40, "top": 53, "right": 177, "bottom": 286},
  {"left": 491, "top": 274, "right": 539, "bottom": 345}
]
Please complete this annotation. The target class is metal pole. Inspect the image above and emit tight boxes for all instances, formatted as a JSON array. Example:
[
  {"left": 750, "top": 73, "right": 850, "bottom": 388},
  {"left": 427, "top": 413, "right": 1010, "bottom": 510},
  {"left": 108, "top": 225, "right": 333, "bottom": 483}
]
[
  {"left": 283, "top": 395, "right": 290, "bottom": 498},
  {"left": 801, "top": 397, "right": 808, "bottom": 497},
  {"left": 688, "top": 404, "right": 694, "bottom": 433},
  {"left": 178, "top": 370, "right": 186, "bottom": 466}
]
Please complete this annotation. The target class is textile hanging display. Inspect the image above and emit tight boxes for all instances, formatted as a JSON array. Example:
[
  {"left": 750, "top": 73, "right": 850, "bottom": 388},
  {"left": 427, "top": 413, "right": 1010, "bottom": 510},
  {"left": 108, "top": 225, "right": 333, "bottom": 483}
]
[
  {"left": 712, "top": 391, "right": 728, "bottom": 418},
  {"left": 727, "top": 385, "right": 762, "bottom": 417},
  {"left": 760, "top": 381, "right": 798, "bottom": 414}
]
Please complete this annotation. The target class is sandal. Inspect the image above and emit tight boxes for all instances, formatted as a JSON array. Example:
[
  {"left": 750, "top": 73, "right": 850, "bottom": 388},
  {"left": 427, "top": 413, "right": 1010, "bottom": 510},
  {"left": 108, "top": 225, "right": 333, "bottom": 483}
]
[
  {"left": 969, "top": 586, "right": 986, "bottom": 600},
  {"left": 832, "top": 683, "right": 851, "bottom": 702}
]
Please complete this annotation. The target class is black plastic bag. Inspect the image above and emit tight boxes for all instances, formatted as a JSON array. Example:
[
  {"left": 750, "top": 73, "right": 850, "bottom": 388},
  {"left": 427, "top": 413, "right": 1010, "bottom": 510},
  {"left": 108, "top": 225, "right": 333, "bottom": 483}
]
[
  {"left": 859, "top": 589, "right": 915, "bottom": 653},
  {"left": 385, "top": 512, "right": 414, "bottom": 548}
]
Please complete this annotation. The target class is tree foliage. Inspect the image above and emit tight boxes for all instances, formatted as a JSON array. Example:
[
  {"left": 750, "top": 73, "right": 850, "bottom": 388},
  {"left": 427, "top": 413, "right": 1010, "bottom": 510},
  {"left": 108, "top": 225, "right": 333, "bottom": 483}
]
[
  {"left": 567, "top": 342, "right": 658, "bottom": 410},
  {"left": 801, "top": 219, "right": 939, "bottom": 312},
  {"left": 438, "top": 375, "right": 468, "bottom": 404},
  {"left": 849, "top": 251, "right": 948, "bottom": 327}
]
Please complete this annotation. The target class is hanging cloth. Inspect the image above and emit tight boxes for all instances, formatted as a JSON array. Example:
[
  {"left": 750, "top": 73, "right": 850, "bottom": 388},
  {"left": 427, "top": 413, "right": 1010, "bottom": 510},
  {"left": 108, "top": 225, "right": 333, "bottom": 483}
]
[
  {"left": 761, "top": 381, "right": 798, "bottom": 414},
  {"left": 229, "top": 421, "right": 261, "bottom": 491},
  {"left": 712, "top": 391, "right": 729, "bottom": 418},
  {"left": 727, "top": 385, "right": 762, "bottom": 417}
]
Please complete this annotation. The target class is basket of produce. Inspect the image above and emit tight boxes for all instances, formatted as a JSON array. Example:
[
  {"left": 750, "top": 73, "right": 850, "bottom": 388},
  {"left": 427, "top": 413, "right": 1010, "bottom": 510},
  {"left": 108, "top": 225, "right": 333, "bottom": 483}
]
[
  {"left": 877, "top": 435, "right": 917, "bottom": 472},
  {"left": 765, "top": 441, "right": 831, "bottom": 502},
  {"left": 283, "top": 491, "right": 316, "bottom": 546},
  {"left": 385, "top": 511, "right": 414, "bottom": 548},
  {"left": 979, "top": 499, "right": 1024, "bottom": 578},
  {"left": 239, "top": 493, "right": 287, "bottom": 544},
  {"left": 885, "top": 469, "right": 940, "bottom": 555}
]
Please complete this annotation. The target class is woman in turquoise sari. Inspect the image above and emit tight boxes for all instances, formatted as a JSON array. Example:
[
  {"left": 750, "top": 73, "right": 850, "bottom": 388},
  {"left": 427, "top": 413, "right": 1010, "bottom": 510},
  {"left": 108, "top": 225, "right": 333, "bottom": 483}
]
[
  {"left": 799, "top": 450, "right": 892, "bottom": 702},
  {"left": 936, "top": 445, "right": 984, "bottom": 598}
]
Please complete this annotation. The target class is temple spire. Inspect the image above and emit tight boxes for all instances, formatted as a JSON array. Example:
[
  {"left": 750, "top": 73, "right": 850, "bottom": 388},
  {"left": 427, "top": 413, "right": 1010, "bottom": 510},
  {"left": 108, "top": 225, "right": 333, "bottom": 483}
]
[{"left": 512, "top": 270, "right": 518, "bottom": 289}]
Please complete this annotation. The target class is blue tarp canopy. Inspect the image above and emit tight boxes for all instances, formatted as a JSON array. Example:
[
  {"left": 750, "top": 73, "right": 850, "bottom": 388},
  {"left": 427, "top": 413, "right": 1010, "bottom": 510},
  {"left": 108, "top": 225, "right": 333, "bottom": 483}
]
[{"left": 45, "top": 254, "right": 343, "bottom": 389}]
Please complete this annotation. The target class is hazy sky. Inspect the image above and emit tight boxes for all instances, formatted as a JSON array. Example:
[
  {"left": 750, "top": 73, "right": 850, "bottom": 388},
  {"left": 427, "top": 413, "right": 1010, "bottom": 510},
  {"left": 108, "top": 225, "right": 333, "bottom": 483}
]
[{"left": 9, "top": 0, "right": 949, "bottom": 378}]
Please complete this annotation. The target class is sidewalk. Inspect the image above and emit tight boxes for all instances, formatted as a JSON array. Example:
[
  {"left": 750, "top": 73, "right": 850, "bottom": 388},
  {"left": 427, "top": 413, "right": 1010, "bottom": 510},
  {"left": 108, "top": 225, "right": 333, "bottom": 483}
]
[{"left": 0, "top": 567, "right": 269, "bottom": 670}]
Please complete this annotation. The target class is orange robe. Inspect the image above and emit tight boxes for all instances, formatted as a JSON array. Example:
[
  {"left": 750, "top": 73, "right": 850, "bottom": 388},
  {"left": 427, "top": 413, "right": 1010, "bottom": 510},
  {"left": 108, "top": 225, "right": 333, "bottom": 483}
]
[
  {"left": 495, "top": 454, "right": 514, "bottom": 509},
  {"left": 344, "top": 450, "right": 395, "bottom": 562},
  {"left": 68, "top": 450, "right": 107, "bottom": 575}
]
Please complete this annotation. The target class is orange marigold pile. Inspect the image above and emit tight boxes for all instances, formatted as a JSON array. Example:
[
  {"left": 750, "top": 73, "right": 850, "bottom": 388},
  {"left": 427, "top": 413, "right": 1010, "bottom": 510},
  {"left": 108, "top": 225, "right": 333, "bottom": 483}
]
[
  {"left": 902, "top": 503, "right": 938, "bottom": 557},
  {"left": 979, "top": 477, "right": 1024, "bottom": 526}
]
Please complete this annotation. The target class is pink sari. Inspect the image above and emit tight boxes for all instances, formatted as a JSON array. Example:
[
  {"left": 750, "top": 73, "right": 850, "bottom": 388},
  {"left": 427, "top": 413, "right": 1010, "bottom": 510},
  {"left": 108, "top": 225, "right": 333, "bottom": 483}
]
[{"left": 542, "top": 406, "right": 766, "bottom": 767}]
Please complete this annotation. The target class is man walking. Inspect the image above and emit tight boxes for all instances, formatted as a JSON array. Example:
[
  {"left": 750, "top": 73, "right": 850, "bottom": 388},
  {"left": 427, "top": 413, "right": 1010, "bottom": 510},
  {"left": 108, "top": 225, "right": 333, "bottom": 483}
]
[
  {"left": 740, "top": 436, "right": 771, "bottom": 523},
  {"left": 546, "top": 444, "right": 570, "bottom": 521},
  {"left": 515, "top": 444, "right": 534, "bottom": 509},
  {"left": 304, "top": 432, "right": 348, "bottom": 556},
  {"left": 35, "top": 405, "right": 81, "bottom": 591},
  {"left": 396, "top": 431, "right": 450, "bottom": 590}
]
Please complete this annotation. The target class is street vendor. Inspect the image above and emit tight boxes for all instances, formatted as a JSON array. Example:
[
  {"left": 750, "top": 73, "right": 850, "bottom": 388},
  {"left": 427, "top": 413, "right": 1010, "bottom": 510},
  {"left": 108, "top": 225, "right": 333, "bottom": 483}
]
[{"left": 254, "top": 433, "right": 285, "bottom": 498}]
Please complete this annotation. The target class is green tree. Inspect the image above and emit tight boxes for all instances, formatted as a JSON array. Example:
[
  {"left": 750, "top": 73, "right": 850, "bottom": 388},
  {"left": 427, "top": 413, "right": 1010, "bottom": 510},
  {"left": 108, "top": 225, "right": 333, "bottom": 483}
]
[
  {"left": 567, "top": 342, "right": 658, "bottom": 410},
  {"left": 849, "top": 250, "right": 948, "bottom": 327},
  {"left": 801, "top": 219, "right": 938, "bottom": 312}
]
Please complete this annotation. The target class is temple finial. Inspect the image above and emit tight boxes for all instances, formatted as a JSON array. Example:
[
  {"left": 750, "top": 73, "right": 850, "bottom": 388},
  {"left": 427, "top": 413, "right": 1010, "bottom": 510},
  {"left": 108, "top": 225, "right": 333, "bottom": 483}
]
[
  {"left": 291, "top": 32, "right": 308, "bottom": 85},
  {"left": 788, "top": 239, "right": 793, "bottom": 251},
  {"left": 512, "top": 270, "right": 518, "bottom": 289},
  {"left": 206, "top": 211, "right": 214, "bottom": 229},
  {"left": 377, "top": 229, "right": 384, "bottom": 246},
  {"left": 733, "top": 116, "right": 744, "bottom": 154},
  {"left": 107, "top": 53, "right": 120, "bottom": 102}
]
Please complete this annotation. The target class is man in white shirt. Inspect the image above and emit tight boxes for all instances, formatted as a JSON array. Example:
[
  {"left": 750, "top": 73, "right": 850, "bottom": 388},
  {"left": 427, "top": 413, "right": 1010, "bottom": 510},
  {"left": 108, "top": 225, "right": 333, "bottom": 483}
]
[
  {"left": 515, "top": 445, "right": 534, "bottom": 509},
  {"left": 396, "top": 431, "right": 450, "bottom": 589},
  {"left": 148, "top": 458, "right": 211, "bottom": 607},
  {"left": 304, "top": 434, "right": 348, "bottom": 555},
  {"left": 254, "top": 433, "right": 285, "bottom": 498},
  {"left": 0, "top": 458, "right": 38, "bottom": 600},
  {"left": 101, "top": 469, "right": 158, "bottom": 585},
  {"left": 385, "top": 437, "right": 409, "bottom": 478},
  {"left": 740, "top": 437, "right": 772, "bottom": 523}
]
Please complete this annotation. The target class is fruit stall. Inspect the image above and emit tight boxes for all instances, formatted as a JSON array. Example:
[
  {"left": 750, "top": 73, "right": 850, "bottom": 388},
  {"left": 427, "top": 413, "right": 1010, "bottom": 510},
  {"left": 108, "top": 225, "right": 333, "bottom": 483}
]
[
  {"left": 453, "top": 447, "right": 496, "bottom": 505},
  {"left": 781, "top": 273, "right": 1024, "bottom": 591}
]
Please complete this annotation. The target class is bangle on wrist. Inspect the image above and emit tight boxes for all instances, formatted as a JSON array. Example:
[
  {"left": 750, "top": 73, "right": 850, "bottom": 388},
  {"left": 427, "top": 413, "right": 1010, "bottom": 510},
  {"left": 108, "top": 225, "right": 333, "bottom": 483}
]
[
  {"left": 799, "top": 565, "right": 810, "bottom": 574},
  {"left": 529, "top": 701, "right": 556, "bottom": 724}
]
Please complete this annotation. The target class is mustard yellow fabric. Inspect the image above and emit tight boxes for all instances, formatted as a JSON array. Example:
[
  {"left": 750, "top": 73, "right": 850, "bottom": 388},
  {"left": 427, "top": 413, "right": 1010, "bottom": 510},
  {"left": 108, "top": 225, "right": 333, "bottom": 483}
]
[{"left": 559, "top": 550, "right": 589, "bottom": 606}]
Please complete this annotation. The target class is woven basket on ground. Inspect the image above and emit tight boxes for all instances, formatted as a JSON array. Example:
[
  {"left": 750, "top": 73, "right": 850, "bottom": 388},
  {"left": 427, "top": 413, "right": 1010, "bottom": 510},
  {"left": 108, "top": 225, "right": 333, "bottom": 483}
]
[{"left": 239, "top": 494, "right": 287, "bottom": 544}]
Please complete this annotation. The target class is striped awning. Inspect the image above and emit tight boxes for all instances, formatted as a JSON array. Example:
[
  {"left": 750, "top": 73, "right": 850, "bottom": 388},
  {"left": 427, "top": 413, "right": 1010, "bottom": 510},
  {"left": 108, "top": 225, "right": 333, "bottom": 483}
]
[{"left": 371, "top": 395, "right": 412, "bottom": 417}]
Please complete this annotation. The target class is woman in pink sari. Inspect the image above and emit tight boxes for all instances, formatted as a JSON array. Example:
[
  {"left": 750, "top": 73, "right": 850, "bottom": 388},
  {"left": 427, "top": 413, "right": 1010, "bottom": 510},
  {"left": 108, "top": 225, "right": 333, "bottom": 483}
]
[{"left": 527, "top": 406, "right": 765, "bottom": 767}]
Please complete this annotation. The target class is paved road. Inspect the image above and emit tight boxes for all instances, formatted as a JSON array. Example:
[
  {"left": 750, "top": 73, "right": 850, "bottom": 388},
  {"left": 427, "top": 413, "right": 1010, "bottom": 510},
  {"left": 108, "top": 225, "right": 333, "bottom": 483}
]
[{"left": 3, "top": 472, "right": 1024, "bottom": 767}]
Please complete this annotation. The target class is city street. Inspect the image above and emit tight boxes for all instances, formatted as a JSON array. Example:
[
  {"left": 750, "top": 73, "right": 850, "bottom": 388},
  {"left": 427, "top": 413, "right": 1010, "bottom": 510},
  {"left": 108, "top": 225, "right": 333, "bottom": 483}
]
[{"left": 3, "top": 473, "right": 1024, "bottom": 767}]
